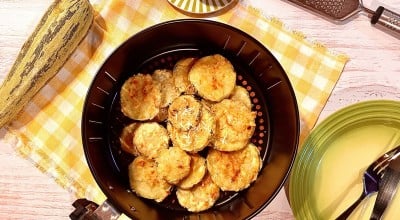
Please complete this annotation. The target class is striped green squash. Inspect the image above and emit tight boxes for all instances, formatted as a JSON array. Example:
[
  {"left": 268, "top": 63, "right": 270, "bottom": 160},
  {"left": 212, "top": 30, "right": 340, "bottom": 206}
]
[{"left": 0, "top": 0, "right": 94, "bottom": 128}]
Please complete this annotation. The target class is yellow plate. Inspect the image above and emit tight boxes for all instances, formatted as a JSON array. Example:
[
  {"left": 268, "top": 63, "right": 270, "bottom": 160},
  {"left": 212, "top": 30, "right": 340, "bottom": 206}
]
[{"left": 167, "top": 0, "right": 236, "bottom": 15}]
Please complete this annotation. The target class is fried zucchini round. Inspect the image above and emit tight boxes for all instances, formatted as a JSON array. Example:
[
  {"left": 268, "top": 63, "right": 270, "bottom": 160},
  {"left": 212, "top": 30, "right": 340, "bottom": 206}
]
[
  {"left": 168, "top": 95, "right": 202, "bottom": 131},
  {"left": 177, "top": 154, "right": 207, "bottom": 189},
  {"left": 188, "top": 54, "right": 236, "bottom": 102},
  {"left": 128, "top": 156, "right": 172, "bottom": 202},
  {"left": 133, "top": 122, "right": 169, "bottom": 159},
  {"left": 120, "top": 74, "right": 161, "bottom": 121},
  {"left": 152, "top": 69, "right": 180, "bottom": 108},
  {"left": 212, "top": 99, "right": 256, "bottom": 151},
  {"left": 119, "top": 123, "right": 140, "bottom": 156},
  {"left": 230, "top": 85, "right": 252, "bottom": 110},
  {"left": 156, "top": 147, "right": 192, "bottom": 185},
  {"left": 176, "top": 173, "right": 220, "bottom": 212},
  {"left": 207, "top": 143, "right": 262, "bottom": 191},
  {"left": 173, "top": 57, "right": 197, "bottom": 95},
  {"left": 168, "top": 105, "right": 215, "bottom": 153}
]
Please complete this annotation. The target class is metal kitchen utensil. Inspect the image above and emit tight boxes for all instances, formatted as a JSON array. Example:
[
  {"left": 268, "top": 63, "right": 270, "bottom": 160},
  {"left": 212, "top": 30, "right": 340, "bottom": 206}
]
[
  {"left": 335, "top": 144, "right": 400, "bottom": 219},
  {"left": 370, "top": 152, "right": 400, "bottom": 220},
  {"left": 287, "top": 0, "right": 400, "bottom": 37}
]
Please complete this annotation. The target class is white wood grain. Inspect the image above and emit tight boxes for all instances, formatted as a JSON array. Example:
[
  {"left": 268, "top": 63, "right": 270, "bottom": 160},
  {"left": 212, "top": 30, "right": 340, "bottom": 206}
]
[{"left": 0, "top": 0, "right": 399, "bottom": 219}]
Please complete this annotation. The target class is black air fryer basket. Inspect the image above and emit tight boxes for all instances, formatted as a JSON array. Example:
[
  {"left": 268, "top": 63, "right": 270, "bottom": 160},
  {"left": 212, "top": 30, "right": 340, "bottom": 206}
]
[{"left": 80, "top": 19, "right": 299, "bottom": 220}]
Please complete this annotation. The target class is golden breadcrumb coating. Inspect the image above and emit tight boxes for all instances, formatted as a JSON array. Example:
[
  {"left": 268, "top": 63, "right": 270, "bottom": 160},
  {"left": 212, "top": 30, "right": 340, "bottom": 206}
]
[
  {"left": 119, "top": 122, "right": 140, "bottom": 156},
  {"left": 133, "top": 122, "right": 169, "bottom": 159},
  {"left": 168, "top": 95, "right": 202, "bottom": 131},
  {"left": 177, "top": 154, "right": 207, "bottom": 189},
  {"left": 120, "top": 74, "right": 161, "bottom": 120},
  {"left": 176, "top": 173, "right": 220, "bottom": 212},
  {"left": 152, "top": 69, "right": 180, "bottom": 108},
  {"left": 207, "top": 143, "right": 262, "bottom": 191},
  {"left": 212, "top": 99, "right": 256, "bottom": 151},
  {"left": 168, "top": 105, "right": 215, "bottom": 153},
  {"left": 188, "top": 54, "right": 236, "bottom": 102},
  {"left": 128, "top": 156, "right": 172, "bottom": 202},
  {"left": 173, "top": 57, "right": 197, "bottom": 95},
  {"left": 156, "top": 147, "right": 192, "bottom": 185},
  {"left": 229, "top": 85, "right": 252, "bottom": 110}
]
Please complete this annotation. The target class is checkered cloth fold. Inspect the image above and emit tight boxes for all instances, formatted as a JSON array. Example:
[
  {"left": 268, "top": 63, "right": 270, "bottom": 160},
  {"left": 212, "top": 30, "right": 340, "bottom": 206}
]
[{"left": 4, "top": 0, "right": 347, "bottom": 215}]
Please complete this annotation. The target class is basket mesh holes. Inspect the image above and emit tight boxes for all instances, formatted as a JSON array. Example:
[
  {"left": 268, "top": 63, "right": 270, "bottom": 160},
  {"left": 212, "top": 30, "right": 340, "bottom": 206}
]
[{"left": 236, "top": 74, "right": 267, "bottom": 152}]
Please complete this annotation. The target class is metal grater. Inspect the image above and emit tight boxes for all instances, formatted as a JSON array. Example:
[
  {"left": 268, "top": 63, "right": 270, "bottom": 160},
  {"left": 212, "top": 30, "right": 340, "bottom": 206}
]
[
  {"left": 289, "top": 0, "right": 361, "bottom": 20},
  {"left": 287, "top": 0, "right": 400, "bottom": 37}
]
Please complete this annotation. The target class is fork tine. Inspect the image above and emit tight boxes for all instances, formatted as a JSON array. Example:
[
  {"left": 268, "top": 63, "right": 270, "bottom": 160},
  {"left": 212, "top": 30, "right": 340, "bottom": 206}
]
[
  {"left": 378, "top": 152, "right": 400, "bottom": 176},
  {"left": 376, "top": 161, "right": 391, "bottom": 177},
  {"left": 372, "top": 147, "right": 400, "bottom": 177}
]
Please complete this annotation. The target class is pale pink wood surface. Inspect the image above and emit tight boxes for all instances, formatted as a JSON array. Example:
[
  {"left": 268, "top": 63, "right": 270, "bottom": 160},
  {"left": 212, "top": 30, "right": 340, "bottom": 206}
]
[{"left": 0, "top": 0, "right": 399, "bottom": 219}]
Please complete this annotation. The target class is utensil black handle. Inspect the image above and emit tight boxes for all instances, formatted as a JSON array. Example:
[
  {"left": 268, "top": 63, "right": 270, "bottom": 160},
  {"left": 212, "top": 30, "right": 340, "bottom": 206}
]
[
  {"left": 335, "top": 194, "right": 366, "bottom": 220},
  {"left": 371, "top": 6, "right": 400, "bottom": 37},
  {"left": 370, "top": 167, "right": 400, "bottom": 219},
  {"left": 70, "top": 199, "right": 121, "bottom": 220}
]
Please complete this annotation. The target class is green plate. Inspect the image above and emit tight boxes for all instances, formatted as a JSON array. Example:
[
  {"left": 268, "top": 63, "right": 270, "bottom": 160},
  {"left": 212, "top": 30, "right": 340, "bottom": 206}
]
[
  {"left": 167, "top": 0, "right": 236, "bottom": 15},
  {"left": 289, "top": 100, "right": 400, "bottom": 220}
]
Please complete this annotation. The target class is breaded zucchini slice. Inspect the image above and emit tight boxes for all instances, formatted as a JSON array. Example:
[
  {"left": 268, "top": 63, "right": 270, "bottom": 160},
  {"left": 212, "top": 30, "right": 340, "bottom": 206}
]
[
  {"left": 119, "top": 122, "right": 140, "bottom": 156},
  {"left": 156, "top": 147, "right": 192, "bottom": 185},
  {"left": 229, "top": 85, "right": 252, "bottom": 110},
  {"left": 128, "top": 156, "right": 172, "bottom": 202},
  {"left": 133, "top": 122, "right": 169, "bottom": 159},
  {"left": 188, "top": 54, "right": 236, "bottom": 102},
  {"left": 173, "top": 57, "right": 197, "bottom": 95},
  {"left": 176, "top": 173, "right": 220, "bottom": 212},
  {"left": 168, "top": 95, "right": 202, "bottom": 131},
  {"left": 207, "top": 143, "right": 262, "bottom": 192},
  {"left": 152, "top": 69, "right": 180, "bottom": 108},
  {"left": 168, "top": 105, "right": 215, "bottom": 153},
  {"left": 120, "top": 74, "right": 161, "bottom": 121},
  {"left": 212, "top": 99, "right": 256, "bottom": 151},
  {"left": 177, "top": 154, "right": 207, "bottom": 190}
]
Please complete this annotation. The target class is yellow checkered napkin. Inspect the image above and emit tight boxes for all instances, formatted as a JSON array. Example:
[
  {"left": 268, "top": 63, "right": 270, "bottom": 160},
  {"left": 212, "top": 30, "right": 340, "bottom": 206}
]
[{"left": 5, "top": 0, "right": 347, "bottom": 213}]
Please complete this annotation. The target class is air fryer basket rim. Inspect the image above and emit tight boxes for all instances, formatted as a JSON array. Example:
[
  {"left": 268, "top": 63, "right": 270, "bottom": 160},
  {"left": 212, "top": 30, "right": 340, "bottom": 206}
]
[{"left": 81, "top": 19, "right": 299, "bottom": 219}]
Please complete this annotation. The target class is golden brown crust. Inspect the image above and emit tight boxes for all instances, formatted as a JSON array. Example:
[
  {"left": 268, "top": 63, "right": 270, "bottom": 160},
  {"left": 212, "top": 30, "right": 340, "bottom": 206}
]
[
  {"left": 212, "top": 99, "right": 256, "bottom": 151},
  {"left": 128, "top": 156, "right": 172, "bottom": 202},
  {"left": 152, "top": 69, "right": 180, "bottom": 108},
  {"left": 119, "top": 122, "right": 140, "bottom": 156},
  {"left": 156, "top": 147, "right": 192, "bottom": 185},
  {"left": 168, "top": 105, "right": 215, "bottom": 153},
  {"left": 229, "top": 85, "right": 252, "bottom": 110},
  {"left": 206, "top": 143, "right": 262, "bottom": 191},
  {"left": 168, "top": 95, "right": 202, "bottom": 131},
  {"left": 176, "top": 173, "right": 220, "bottom": 212},
  {"left": 173, "top": 57, "right": 197, "bottom": 95},
  {"left": 177, "top": 154, "right": 207, "bottom": 189},
  {"left": 132, "top": 122, "right": 169, "bottom": 159},
  {"left": 188, "top": 54, "right": 236, "bottom": 102},
  {"left": 120, "top": 74, "right": 161, "bottom": 121}
]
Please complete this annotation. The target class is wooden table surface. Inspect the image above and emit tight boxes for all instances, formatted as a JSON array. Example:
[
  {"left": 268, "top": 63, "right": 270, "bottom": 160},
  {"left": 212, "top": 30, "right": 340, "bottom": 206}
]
[{"left": 0, "top": 0, "right": 399, "bottom": 219}]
